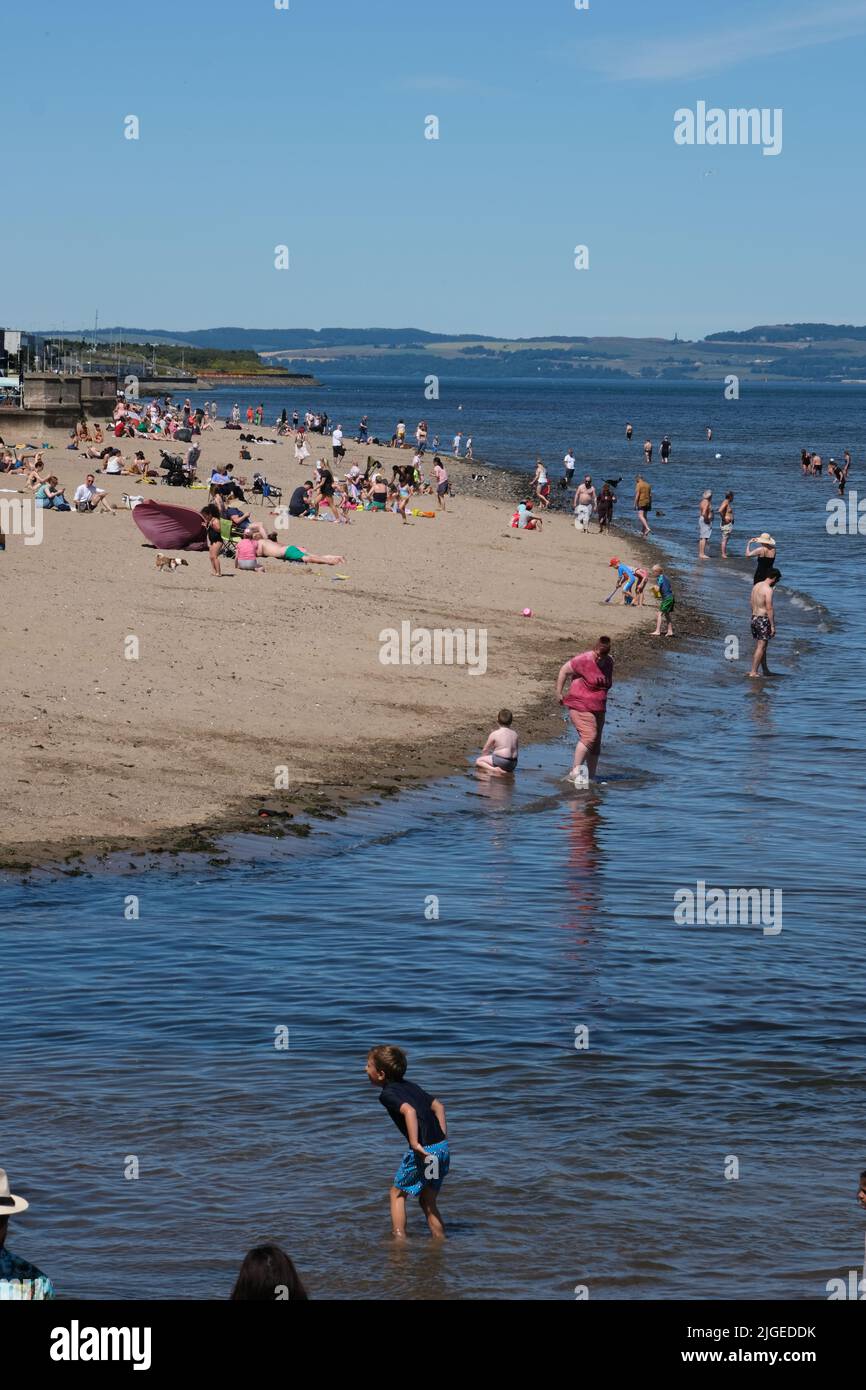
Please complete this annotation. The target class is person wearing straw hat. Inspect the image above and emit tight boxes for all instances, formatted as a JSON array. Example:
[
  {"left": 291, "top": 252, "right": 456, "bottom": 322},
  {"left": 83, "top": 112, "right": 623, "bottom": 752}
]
[
  {"left": 0, "top": 1168, "right": 55, "bottom": 1300},
  {"left": 745, "top": 532, "right": 778, "bottom": 583}
]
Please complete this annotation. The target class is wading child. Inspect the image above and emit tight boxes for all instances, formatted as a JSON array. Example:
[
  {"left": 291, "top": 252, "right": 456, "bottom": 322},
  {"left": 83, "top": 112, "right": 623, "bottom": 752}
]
[
  {"left": 475, "top": 708, "right": 519, "bottom": 775},
  {"left": 651, "top": 564, "right": 675, "bottom": 636},
  {"left": 366, "top": 1045, "right": 449, "bottom": 1238}
]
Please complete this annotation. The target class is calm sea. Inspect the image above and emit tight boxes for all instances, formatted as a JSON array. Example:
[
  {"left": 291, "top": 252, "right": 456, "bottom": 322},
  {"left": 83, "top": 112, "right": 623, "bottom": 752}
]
[{"left": 2, "top": 380, "right": 865, "bottom": 1300}]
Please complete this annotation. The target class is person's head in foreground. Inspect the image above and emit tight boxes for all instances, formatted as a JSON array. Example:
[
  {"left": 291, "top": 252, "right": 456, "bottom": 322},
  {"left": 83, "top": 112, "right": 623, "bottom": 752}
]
[
  {"left": 651, "top": 564, "right": 664, "bottom": 577},
  {"left": 230, "top": 1244, "right": 309, "bottom": 1301},
  {"left": 0, "top": 1166, "right": 29, "bottom": 1249},
  {"left": 594, "top": 636, "right": 612, "bottom": 664},
  {"left": 0, "top": 1166, "right": 55, "bottom": 1299},
  {"left": 857, "top": 1170, "right": 866, "bottom": 1210},
  {"left": 497, "top": 709, "right": 513, "bottom": 727},
  {"left": 766, "top": 568, "right": 781, "bottom": 586},
  {"left": 366, "top": 1045, "right": 407, "bottom": 1086}
]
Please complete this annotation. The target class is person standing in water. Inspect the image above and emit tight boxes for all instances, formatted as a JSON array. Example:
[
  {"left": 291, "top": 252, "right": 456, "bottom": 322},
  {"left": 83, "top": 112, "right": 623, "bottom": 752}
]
[
  {"left": 626, "top": 423, "right": 633, "bottom": 441},
  {"left": 749, "top": 568, "right": 780, "bottom": 678},
  {"left": 366, "top": 1045, "right": 449, "bottom": 1239},
  {"left": 707, "top": 426, "right": 713, "bottom": 442},
  {"left": 746, "top": 532, "right": 777, "bottom": 582},
  {"left": 643, "top": 438, "right": 653, "bottom": 465},
  {"left": 660, "top": 435, "right": 672, "bottom": 464},
  {"left": 557, "top": 636, "right": 614, "bottom": 788},
  {"left": 718, "top": 491, "right": 734, "bottom": 558},
  {"left": 698, "top": 490, "right": 713, "bottom": 559},
  {"left": 634, "top": 473, "right": 652, "bottom": 536}
]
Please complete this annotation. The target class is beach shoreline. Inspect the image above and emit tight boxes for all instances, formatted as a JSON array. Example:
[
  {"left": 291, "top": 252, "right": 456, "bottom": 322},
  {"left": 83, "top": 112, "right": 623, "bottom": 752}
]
[{"left": 1, "top": 418, "right": 705, "bottom": 874}]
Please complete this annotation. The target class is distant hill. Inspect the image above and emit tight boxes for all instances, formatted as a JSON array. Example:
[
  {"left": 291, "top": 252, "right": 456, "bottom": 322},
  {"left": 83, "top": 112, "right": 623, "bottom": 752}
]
[
  {"left": 706, "top": 323, "right": 866, "bottom": 344},
  {"left": 33, "top": 324, "right": 866, "bottom": 383}
]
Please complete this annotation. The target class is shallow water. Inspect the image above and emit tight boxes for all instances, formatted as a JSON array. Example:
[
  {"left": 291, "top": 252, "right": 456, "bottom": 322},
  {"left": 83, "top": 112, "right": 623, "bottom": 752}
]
[{"left": 2, "top": 382, "right": 865, "bottom": 1300}]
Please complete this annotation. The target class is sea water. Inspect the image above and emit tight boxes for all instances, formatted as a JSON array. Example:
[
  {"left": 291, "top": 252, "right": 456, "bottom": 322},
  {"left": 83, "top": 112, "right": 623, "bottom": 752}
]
[{"left": 2, "top": 381, "right": 864, "bottom": 1300}]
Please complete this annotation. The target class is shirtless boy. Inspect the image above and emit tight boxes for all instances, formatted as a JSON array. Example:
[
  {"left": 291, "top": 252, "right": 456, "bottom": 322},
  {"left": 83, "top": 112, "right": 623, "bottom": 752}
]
[
  {"left": 476, "top": 709, "right": 519, "bottom": 776},
  {"left": 749, "top": 568, "right": 780, "bottom": 677}
]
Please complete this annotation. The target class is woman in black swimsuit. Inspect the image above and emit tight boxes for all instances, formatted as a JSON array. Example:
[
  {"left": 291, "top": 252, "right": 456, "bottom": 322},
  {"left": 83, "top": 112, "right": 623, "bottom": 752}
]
[
  {"left": 201, "top": 503, "right": 226, "bottom": 577},
  {"left": 746, "top": 534, "right": 777, "bottom": 583}
]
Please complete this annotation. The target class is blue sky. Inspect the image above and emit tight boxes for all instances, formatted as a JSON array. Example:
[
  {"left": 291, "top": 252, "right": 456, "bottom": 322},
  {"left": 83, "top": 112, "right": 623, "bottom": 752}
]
[{"left": 5, "top": 0, "right": 866, "bottom": 338}]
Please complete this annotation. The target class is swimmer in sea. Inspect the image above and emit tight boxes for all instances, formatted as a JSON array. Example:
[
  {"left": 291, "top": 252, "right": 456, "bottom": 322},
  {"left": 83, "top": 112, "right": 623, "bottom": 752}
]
[
  {"left": 475, "top": 709, "right": 519, "bottom": 776},
  {"left": 749, "top": 568, "right": 780, "bottom": 678}
]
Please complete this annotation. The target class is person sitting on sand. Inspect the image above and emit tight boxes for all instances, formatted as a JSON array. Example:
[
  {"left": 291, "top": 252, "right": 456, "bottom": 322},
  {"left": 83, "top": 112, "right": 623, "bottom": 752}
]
[
  {"left": 369, "top": 477, "right": 389, "bottom": 510},
  {"left": 235, "top": 533, "right": 266, "bottom": 574},
  {"left": 289, "top": 482, "right": 314, "bottom": 518},
  {"left": 514, "top": 499, "right": 542, "bottom": 530},
  {"left": 35, "top": 476, "right": 71, "bottom": 510},
  {"left": 23, "top": 457, "right": 48, "bottom": 490},
  {"left": 475, "top": 709, "right": 519, "bottom": 776},
  {"left": 73, "top": 474, "right": 115, "bottom": 514}
]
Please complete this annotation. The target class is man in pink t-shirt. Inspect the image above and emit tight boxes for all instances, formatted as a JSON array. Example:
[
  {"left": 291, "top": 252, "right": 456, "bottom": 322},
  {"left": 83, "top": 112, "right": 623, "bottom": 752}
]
[{"left": 556, "top": 636, "right": 614, "bottom": 786}]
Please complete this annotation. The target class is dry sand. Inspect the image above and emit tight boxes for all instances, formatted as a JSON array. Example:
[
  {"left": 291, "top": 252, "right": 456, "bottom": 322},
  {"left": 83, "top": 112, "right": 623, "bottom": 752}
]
[{"left": 0, "top": 419, "right": 668, "bottom": 870}]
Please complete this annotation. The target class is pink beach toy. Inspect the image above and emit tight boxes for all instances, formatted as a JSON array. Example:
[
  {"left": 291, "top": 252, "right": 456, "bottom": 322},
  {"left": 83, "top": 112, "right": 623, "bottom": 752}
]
[{"left": 522, "top": 607, "right": 533, "bottom": 617}]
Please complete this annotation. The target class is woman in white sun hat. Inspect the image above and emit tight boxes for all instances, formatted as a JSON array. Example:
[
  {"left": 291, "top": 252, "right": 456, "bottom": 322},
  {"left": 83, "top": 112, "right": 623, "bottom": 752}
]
[{"left": 0, "top": 1168, "right": 55, "bottom": 1300}]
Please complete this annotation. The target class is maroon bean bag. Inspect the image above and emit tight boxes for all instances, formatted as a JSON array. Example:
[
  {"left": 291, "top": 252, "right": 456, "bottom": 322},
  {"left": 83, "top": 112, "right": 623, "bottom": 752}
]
[{"left": 132, "top": 499, "right": 207, "bottom": 551}]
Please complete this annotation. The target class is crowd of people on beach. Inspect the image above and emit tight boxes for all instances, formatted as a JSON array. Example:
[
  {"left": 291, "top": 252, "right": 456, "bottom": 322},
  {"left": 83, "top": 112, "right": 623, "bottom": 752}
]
[{"left": 3, "top": 393, "right": 851, "bottom": 780}]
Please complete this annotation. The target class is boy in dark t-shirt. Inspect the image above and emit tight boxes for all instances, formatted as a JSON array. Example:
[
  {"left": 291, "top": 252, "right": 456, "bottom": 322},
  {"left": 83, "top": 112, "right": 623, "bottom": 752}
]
[{"left": 366, "top": 1045, "right": 449, "bottom": 1238}]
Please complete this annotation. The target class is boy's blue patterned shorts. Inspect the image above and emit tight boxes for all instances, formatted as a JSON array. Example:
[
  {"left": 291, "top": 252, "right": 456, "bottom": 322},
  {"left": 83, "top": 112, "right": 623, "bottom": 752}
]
[{"left": 393, "top": 1139, "right": 450, "bottom": 1196}]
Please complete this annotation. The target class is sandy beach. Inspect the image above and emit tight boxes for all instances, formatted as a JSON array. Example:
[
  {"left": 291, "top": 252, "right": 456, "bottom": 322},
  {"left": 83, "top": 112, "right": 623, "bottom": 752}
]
[{"left": 1, "top": 419, "right": 672, "bottom": 870}]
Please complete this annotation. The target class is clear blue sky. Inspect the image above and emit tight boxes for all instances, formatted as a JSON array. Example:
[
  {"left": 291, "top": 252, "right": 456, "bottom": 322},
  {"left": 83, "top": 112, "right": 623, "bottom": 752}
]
[{"left": 5, "top": 0, "right": 866, "bottom": 339}]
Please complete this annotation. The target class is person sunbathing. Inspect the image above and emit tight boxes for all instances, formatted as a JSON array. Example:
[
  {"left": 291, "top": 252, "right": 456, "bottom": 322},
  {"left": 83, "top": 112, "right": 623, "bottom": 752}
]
[
  {"left": 24, "top": 458, "right": 48, "bottom": 489},
  {"left": 251, "top": 537, "right": 345, "bottom": 565}
]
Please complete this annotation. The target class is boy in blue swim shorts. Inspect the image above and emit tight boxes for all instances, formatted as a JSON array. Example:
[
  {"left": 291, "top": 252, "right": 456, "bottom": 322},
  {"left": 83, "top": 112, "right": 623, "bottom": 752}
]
[{"left": 366, "top": 1045, "right": 449, "bottom": 1238}]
